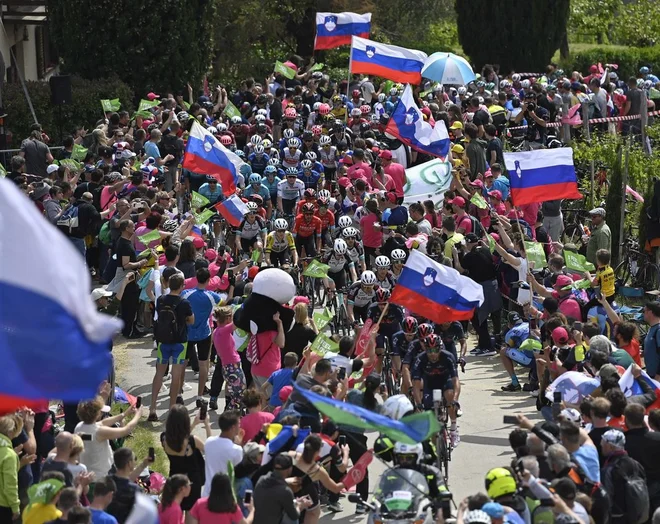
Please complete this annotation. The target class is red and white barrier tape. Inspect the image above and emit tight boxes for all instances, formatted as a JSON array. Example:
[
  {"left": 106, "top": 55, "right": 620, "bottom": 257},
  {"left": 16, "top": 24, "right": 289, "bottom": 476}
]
[{"left": 507, "top": 109, "right": 660, "bottom": 131}]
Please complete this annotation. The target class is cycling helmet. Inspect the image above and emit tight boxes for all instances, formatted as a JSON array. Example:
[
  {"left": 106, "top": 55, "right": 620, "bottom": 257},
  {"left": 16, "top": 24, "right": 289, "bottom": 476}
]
[
  {"left": 285, "top": 167, "right": 298, "bottom": 176},
  {"left": 274, "top": 218, "right": 288, "bottom": 230},
  {"left": 512, "top": 73, "right": 521, "bottom": 82},
  {"left": 319, "top": 103, "right": 331, "bottom": 115},
  {"left": 391, "top": 249, "right": 406, "bottom": 261},
  {"left": 424, "top": 333, "right": 442, "bottom": 349},
  {"left": 245, "top": 201, "right": 258, "bottom": 212},
  {"left": 230, "top": 116, "right": 242, "bottom": 125},
  {"left": 162, "top": 219, "right": 178, "bottom": 232},
  {"left": 377, "top": 93, "right": 386, "bottom": 103},
  {"left": 389, "top": 87, "right": 398, "bottom": 96},
  {"left": 486, "top": 82, "right": 495, "bottom": 91},
  {"left": 521, "top": 79, "right": 530, "bottom": 88},
  {"left": 311, "top": 125, "right": 322, "bottom": 136},
  {"left": 255, "top": 114, "right": 266, "bottom": 123},
  {"left": 268, "top": 157, "right": 280, "bottom": 166},
  {"left": 334, "top": 238, "right": 348, "bottom": 254},
  {"left": 360, "top": 104, "right": 371, "bottom": 115},
  {"left": 264, "top": 165, "right": 277, "bottom": 175},
  {"left": 464, "top": 510, "right": 492, "bottom": 524},
  {"left": 220, "top": 135, "right": 232, "bottom": 145},
  {"left": 254, "top": 145, "right": 265, "bottom": 155},
  {"left": 248, "top": 174, "right": 262, "bottom": 184},
  {"left": 305, "top": 151, "right": 317, "bottom": 161},
  {"left": 287, "top": 138, "right": 298, "bottom": 148},
  {"left": 485, "top": 467, "right": 517, "bottom": 499},
  {"left": 351, "top": 89, "right": 360, "bottom": 98},
  {"left": 392, "top": 442, "right": 423, "bottom": 468},
  {"left": 333, "top": 119, "right": 345, "bottom": 129},
  {"left": 302, "top": 202, "right": 315, "bottom": 214},
  {"left": 177, "top": 111, "right": 190, "bottom": 122},
  {"left": 239, "top": 164, "right": 252, "bottom": 176},
  {"left": 235, "top": 150, "right": 245, "bottom": 159},
  {"left": 350, "top": 108, "right": 362, "bottom": 118},
  {"left": 342, "top": 227, "right": 359, "bottom": 238},
  {"left": 248, "top": 135, "right": 261, "bottom": 146},
  {"left": 338, "top": 216, "right": 352, "bottom": 228},
  {"left": 640, "top": 66, "right": 650, "bottom": 75},
  {"left": 304, "top": 188, "right": 316, "bottom": 198},
  {"left": 313, "top": 102, "right": 321, "bottom": 111},
  {"left": 476, "top": 80, "right": 485, "bottom": 88},
  {"left": 262, "top": 139, "right": 272, "bottom": 148},
  {"left": 478, "top": 96, "right": 484, "bottom": 104},
  {"left": 318, "top": 189, "right": 331, "bottom": 199},
  {"left": 317, "top": 196, "right": 329, "bottom": 207},
  {"left": 374, "top": 255, "right": 391, "bottom": 268},
  {"left": 283, "top": 129, "right": 294, "bottom": 139},
  {"left": 207, "top": 126, "right": 217, "bottom": 135},
  {"left": 359, "top": 122, "right": 371, "bottom": 134},
  {"left": 257, "top": 108, "right": 268, "bottom": 116},
  {"left": 332, "top": 94, "right": 342, "bottom": 103},
  {"left": 251, "top": 194, "right": 264, "bottom": 205},
  {"left": 375, "top": 287, "right": 391, "bottom": 302},
  {"left": 216, "top": 123, "right": 227, "bottom": 132},
  {"left": 284, "top": 108, "right": 297, "bottom": 119},
  {"left": 499, "top": 80, "right": 510, "bottom": 89},
  {"left": 300, "top": 159, "right": 313, "bottom": 170},
  {"left": 457, "top": 86, "right": 467, "bottom": 96},
  {"left": 360, "top": 270, "right": 377, "bottom": 285},
  {"left": 402, "top": 316, "right": 418, "bottom": 334},
  {"left": 382, "top": 394, "right": 414, "bottom": 420},
  {"left": 418, "top": 323, "right": 434, "bottom": 338},
  {"left": 319, "top": 135, "right": 332, "bottom": 146}
]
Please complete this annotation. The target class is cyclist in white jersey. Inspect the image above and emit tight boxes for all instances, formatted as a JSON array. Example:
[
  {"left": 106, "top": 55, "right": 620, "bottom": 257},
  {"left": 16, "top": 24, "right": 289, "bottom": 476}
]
[{"left": 277, "top": 169, "right": 305, "bottom": 216}]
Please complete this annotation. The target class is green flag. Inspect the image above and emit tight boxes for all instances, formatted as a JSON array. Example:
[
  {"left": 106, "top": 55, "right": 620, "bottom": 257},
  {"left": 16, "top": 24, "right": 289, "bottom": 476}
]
[
  {"left": 0, "top": 162, "right": 7, "bottom": 178},
  {"left": 470, "top": 192, "right": 488, "bottom": 209},
  {"left": 59, "top": 159, "right": 81, "bottom": 171},
  {"left": 274, "top": 61, "right": 296, "bottom": 80},
  {"left": 309, "top": 62, "right": 325, "bottom": 72},
  {"left": 520, "top": 338, "right": 543, "bottom": 352},
  {"left": 251, "top": 248, "right": 261, "bottom": 263},
  {"left": 191, "top": 191, "right": 210, "bottom": 210},
  {"left": 310, "top": 333, "right": 339, "bottom": 356},
  {"left": 138, "top": 229, "right": 162, "bottom": 245},
  {"left": 133, "top": 109, "right": 153, "bottom": 120},
  {"left": 223, "top": 101, "right": 241, "bottom": 120},
  {"left": 524, "top": 241, "right": 547, "bottom": 270},
  {"left": 101, "top": 98, "right": 121, "bottom": 112},
  {"left": 303, "top": 259, "right": 330, "bottom": 279},
  {"left": 564, "top": 250, "right": 595, "bottom": 272},
  {"left": 192, "top": 208, "right": 215, "bottom": 225},
  {"left": 71, "top": 144, "right": 88, "bottom": 162},
  {"left": 562, "top": 278, "right": 593, "bottom": 291},
  {"left": 485, "top": 231, "right": 496, "bottom": 253},
  {"left": 313, "top": 308, "right": 333, "bottom": 331},
  {"left": 138, "top": 99, "right": 161, "bottom": 112},
  {"left": 383, "top": 80, "right": 395, "bottom": 95}
]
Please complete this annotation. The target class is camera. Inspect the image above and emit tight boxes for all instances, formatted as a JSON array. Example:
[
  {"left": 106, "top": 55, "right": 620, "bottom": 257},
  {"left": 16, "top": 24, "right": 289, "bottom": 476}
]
[{"left": 526, "top": 102, "right": 536, "bottom": 112}]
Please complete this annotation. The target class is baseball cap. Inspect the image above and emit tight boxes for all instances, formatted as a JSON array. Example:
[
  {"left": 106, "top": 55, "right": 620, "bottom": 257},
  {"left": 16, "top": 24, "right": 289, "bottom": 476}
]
[
  {"left": 484, "top": 170, "right": 494, "bottom": 178},
  {"left": 570, "top": 82, "right": 582, "bottom": 91},
  {"left": 560, "top": 408, "right": 581, "bottom": 423},
  {"left": 378, "top": 150, "right": 393, "bottom": 160},
  {"left": 508, "top": 312, "right": 522, "bottom": 325},
  {"left": 481, "top": 502, "right": 505, "bottom": 519},
  {"left": 551, "top": 326, "right": 569, "bottom": 345},
  {"left": 192, "top": 237, "right": 205, "bottom": 250},
  {"left": 248, "top": 266, "right": 259, "bottom": 280},
  {"left": 449, "top": 121, "right": 464, "bottom": 130},
  {"left": 589, "top": 207, "right": 606, "bottom": 217},
  {"left": 469, "top": 179, "right": 484, "bottom": 188},
  {"left": 465, "top": 233, "right": 479, "bottom": 244},
  {"left": 602, "top": 429, "right": 626, "bottom": 448},
  {"left": 451, "top": 143, "right": 465, "bottom": 154},
  {"left": 488, "top": 189, "right": 503, "bottom": 200},
  {"left": 447, "top": 196, "right": 466, "bottom": 207},
  {"left": 46, "top": 164, "right": 60, "bottom": 175},
  {"left": 91, "top": 287, "right": 113, "bottom": 301},
  {"left": 554, "top": 274, "right": 573, "bottom": 288},
  {"left": 204, "top": 248, "right": 218, "bottom": 261},
  {"left": 146, "top": 92, "right": 160, "bottom": 101},
  {"left": 243, "top": 442, "right": 266, "bottom": 461}
]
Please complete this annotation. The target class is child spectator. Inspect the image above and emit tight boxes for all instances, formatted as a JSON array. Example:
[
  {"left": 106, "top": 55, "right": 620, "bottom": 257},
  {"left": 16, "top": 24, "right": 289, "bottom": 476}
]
[
  {"left": 158, "top": 474, "right": 191, "bottom": 524},
  {"left": 264, "top": 352, "right": 298, "bottom": 410},
  {"left": 210, "top": 306, "right": 246, "bottom": 412},
  {"left": 240, "top": 389, "right": 275, "bottom": 444}
]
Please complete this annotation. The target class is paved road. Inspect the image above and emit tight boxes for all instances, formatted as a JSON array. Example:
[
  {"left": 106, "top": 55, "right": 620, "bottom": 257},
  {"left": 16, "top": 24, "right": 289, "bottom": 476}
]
[{"left": 113, "top": 334, "right": 541, "bottom": 521}]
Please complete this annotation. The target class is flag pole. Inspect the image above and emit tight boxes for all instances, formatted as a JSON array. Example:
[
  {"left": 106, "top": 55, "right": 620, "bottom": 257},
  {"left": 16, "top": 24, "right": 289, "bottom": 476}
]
[{"left": 346, "top": 36, "right": 354, "bottom": 122}]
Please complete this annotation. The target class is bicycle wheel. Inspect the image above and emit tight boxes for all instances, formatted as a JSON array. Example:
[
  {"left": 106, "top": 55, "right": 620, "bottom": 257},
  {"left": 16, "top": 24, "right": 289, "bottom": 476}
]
[
  {"left": 639, "top": 263, "right": 660, "bottom": 292},
  {"left": 316, "top": 279, "right": 327, "bottom": 307},
  {"left": 614, "top": 260, "right": 632, "bottom": 288},
  {"left": 338, "top": 304, "right": 350, "bottom": 336},
  {"left": 437, "top": 430, "right": 450, "bottom": 483},
  {"left": 304, "top": 276, "right": 316, "bottom": 311}
]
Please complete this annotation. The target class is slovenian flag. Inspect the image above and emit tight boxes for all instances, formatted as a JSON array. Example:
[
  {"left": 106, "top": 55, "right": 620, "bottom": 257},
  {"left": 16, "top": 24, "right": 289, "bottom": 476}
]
[
  {"left": 315, "top": 12, "right": 371, "bottom": 50},
  {"left": 350, "top": 36, "right": 427, "bottom": 85},
  {"left": 0, "top": 179, "right": 119, "bottom": 412},
  {"left": 183, "top": 121, "right": 245, "bottom": 196},
  {"left": 503, "top": 148, "right": 583, "bottom": 206},
  {"left": 385, "top": 85, "right": 451, "bottom": 158},
  {"left": 214, "top": 195, "right": 249, "bottom": 227},
  {"left": 391, "top": 250, "right": 484, "bottom": 323}
]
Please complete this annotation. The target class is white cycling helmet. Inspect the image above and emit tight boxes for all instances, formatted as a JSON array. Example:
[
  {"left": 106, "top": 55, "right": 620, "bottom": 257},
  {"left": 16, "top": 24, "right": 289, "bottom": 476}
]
[
  {"left": 313, "top": 102, "right": 321, "bottom": 111},
  {"left": 274, "top": 218, "right": 288, "bottom": 230},
  {"left": 257, "top": 108, "right": 268, "bottom": 116},
  {"left": 253, "top": 145, "right": 265, "bottom": 155},
  {"left": 360, "top": 270, "right": 377, "bottom": 285},
  {"left": 378, "top": 93, "right": 386, "bottom": 102},
  {"left": 457, "top": 86, "right": 467, "bottom": 96},
  {"left": 217, "top": 122, "right": 227, "bottom": 132},
  {"left": 389, "top": 87, "right": 398, "bottom": 96},
  {"left": 305, "top": 151, "right": 317, "bottom": 161},
  {"left": 334, "top": 238, "right": 348, "bottom": 254},
  {"left": 375, "top": 255, "right": 391, "bottom": 268},
  {"left": 512, "top": 73, "right": 521, "bottom": 82},
  {"left": 255, "top": 114, "right": 266, "bottom": 123},
  {"left": 207, "top": 126, "right": 217, "bottom": 135},
  {"left": 300, "top": 159, "right": 313, "bottom": 170},
  {"left": 464, "top": 510, "right": 492, "bottom": 524},
  {"left": 319, "top": 135, "right": 332, "bottom": 146},
  {"left": 338, "top": 216, "right": 352, "bottom": 228},
  {"left": 382, "top": 394, "right": 414, "bottom": 420},
  {"left": 350, "top": 108, "right": 362, "bottom": 117},
  {"left": 250, "top": 135, "right": 262, "bottom": 146},
  {"left": 393, "top": 442, "right": 423, "bottom": 467},
  {"left": 521, "top": 79, "right": 530, "bottom": 89},
  {"left": 287, "top": 138, "right": 298, "bottom": 148},
  {"left": 391, "top": 249, "right": 406, "bottom": 261},
  {"left": 283, "top": 129, "right": 295, "bottom": 139},
  {"left": 230, "top": 116, "right": 242, "bottom": 125},
  {"left": 318, "top": 189, "right": 331, "bottom": 199},
  {"left": 342, "top": 227, "right": 359, "bottom": 238},
  {"left": 246, "top": 201, "right": 258, "bottom": 212}
]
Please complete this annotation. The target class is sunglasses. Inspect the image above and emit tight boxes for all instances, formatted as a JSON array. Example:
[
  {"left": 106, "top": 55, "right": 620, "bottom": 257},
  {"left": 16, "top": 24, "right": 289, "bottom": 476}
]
[{"left": 426, "top": 347, "right": 440, "bottom": 354}]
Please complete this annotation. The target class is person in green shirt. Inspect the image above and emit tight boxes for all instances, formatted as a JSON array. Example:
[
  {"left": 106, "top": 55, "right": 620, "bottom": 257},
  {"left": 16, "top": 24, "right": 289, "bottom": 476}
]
[
  {"left": 441, "top": 215, "right": 464, "bottom": 260},
  {"left": 585, "top": 208, "right": 611, "bottom": 267}
]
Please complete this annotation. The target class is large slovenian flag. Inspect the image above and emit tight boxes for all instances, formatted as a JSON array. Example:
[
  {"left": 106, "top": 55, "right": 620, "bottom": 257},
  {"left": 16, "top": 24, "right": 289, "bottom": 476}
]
[
  {"left": 214, "top": 195, "right": 249, "bottom": 227},
  {"left": 503, "top": 148, "right": 583, "bottom": 206},
  {"left": 183, "top": 121, "right": 245, "bottom": 196},
  {"left": 0, "top": 179, "right": 120, "bottom": 413},
  {"left": 385, "top": 84, "right": 451, "bottom": 158},
  {"left": 391, "top": 250, "right": 484, "bottom": 323},
  {"left": 350, "top": 36, "right": 427, "bottom": 85},
  {"left": 315, "top": 12, "right": 371, "bottom": 50}
]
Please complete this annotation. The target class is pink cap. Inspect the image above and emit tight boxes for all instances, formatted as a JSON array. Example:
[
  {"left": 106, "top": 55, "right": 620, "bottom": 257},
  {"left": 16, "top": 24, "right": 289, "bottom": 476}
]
[
  {"left": 552, "top": 326, "right": 570, "bottom": 345},
  {"left": 204, "top": 248, "right": 218, "bottom": 261},
  {"left": 488, "top": 189, "right": 503, "bottom": 200},
  {"left": 337, "top": 177, "right": 353, "bottom": 189},
  {"left": 146, "top": 92, "right": 160, "bottom": 101},
  {"left": 469, "top": 179, "right": 484, "bottom": 188},
  {"left": 378, "top": 150, "right": 393, "bottom": 160},
  {"left": 279, "top": 385, "right": 294, "bottom": 402},
  {"left": 192, "top": 237, "right": 205, "bottom": 250},
  {"left": 555, "top": 274, "right": 573, "bottom": 288},
  {"left": 448, "top": 196, "right": 466, "bottom": 207}
]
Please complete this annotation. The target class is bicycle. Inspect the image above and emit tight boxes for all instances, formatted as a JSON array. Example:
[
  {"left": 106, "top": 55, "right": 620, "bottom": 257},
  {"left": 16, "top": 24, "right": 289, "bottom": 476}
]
[
  {"left": 380, "top": 337, "right": 400, "bottom": 398},
  {"left": 299, "top": 256, "right": 327, "bottom": 310},
  {"left": 328, "top": 287, "right": 351, "bottom": 337},
  {"left": 433, "top": 392, "right": 452, "bottom": 484},
  {"left": 615, "top": 235, "right": 660, "bottom": 293}
]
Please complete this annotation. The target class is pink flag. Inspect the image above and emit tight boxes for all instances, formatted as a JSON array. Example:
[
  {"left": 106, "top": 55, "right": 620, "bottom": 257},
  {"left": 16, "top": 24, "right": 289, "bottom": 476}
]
[{"left": 626, "top": 185, "right": 645, "bottom": 203}]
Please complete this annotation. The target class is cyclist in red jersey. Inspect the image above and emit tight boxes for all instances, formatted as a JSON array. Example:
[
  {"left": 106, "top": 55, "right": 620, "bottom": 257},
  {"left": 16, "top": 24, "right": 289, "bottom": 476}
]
[
  {"left": 296, "top": 188, "right": 317, "bottom": 215},
  {"left": 315, "top": 196, "right": 335, "bottom": 247},
  {"left": 293, "top": 202, "right": 322, "bottom": 257}
]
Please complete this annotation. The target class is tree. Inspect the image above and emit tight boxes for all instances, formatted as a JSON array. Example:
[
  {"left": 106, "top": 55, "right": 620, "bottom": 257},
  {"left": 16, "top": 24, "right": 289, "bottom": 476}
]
[
  {"left": 48, "top": 0, "right": 217, "bottom": 95},
  {"left": 455, "top": 0, "right": 570, "bottom": 74}
]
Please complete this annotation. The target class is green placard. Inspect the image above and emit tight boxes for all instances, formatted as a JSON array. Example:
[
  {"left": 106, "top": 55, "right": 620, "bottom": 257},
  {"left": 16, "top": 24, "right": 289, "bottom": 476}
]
[
  {"left": 485, "top": 231, "right": 496, "bottom": 253},
  {"left": 138, "top": 229, "right": 162, "bottom": 245},
  {"left": 310, "top": 333, "right": 339, "bottom": 356},
  {"left": 561, "top": 278, "right": 593, "bottom": 291},
  {"left": 309, "top": 62, "right": 325, "bottom": 72},
  {"left": 191, "top": 191, "right": 210, "bottom": 210},
  {"left": 59, "top": 159, "right": 81, "bottom": 171},
  {"left": 524, "top": 241, "right": 547, "bottom": 270},
  {"left": 192, "top": 208, "right": 215, "bottom": 224},
  {"left": 71, "top": 144, "right": 88, "bottom": 162},
  {"left": 138, "top": 99, "right": 160, "bottom": 112},
  {"left": 223, "top": 101, "right": 241, "bottom": 119},
  {"left": 564, "top": 250, "right": 595, "bottom": 272},
  {"left": 101, "top": 98, "right": 121, "bottom": 112},
  {"left": 133, "top": 109, "right": 153, "bottom": 120},
  {"left": 303, "top": 259, "right": 330, "bottom": 279},
  {"left": 313, "top": 308, "right": 333, "bottom": 331},
  {"left": 470, "top": 192, "right": 488, "bottom": 209},
  {"left": 274, "top": 61, "right": 296, "bottom": 80}
]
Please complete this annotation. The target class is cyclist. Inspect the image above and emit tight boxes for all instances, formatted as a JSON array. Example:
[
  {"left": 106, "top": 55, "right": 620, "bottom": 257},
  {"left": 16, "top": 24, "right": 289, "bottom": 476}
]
[
  {"left": 198, "top": 176, "right": 225, "bottom": 205},
  {"left": 265, "top": 218, "right": 297, "bottom": 268},
  {"left": 347, "top": 270, "right": 377, "bottom": 327},
  {"left": 374, "top": 255, "right": 396, "bottom": 291},
  {"left": 237, "top": 201, "right": 267, "bottom": 263},
  {"left": 261, "top": 138, "right": 278, "bottom": 161},
  {"left": 292, "top": 202, "right": 322, "bottom": 258},
  {"left": 296, "top": 188, "right": 317, "bottom": 215},
  {"left": 248, "top": 144, "right": 270, "bottom": 175},
  {"left": 316, "top": 196, "right": 335, "bottom": 247},
  {"left": 318, "top": 135, "right": 338, "bottom": 181},
  {"left": 330, "top": 95, "right": 346, "bottom": 120},
  {"left": 298, "top": 159, "right": 323, "bottom": 190},
  {"left": 249, "top": 194, "right": 268, "bottom": 221},
  {"left": 323, "top": 238, "right": 357, "bottom": 296},
  {"left": 412, "top": 334, "right": 459, "bottom": 446},
  {"left": 305, "top": 151, "right": 324, "bottom": 174},
  {"left": 262, "top": 165, "right": 281, "bottom": 208},
  {"left": 391, "top": 316, "right": 419, "bottom": 392},
  {"left": 278, "top": 128, "right": 296, "bottom": 155},
  {"left": 402, "top": 323, "right": 433, "bottom": 395},
  {"left": 282, "top": 138, "right": 302, "bottom": 169},
  {"left": 277, "top": 168, "right": 305, "bottom": 216},
  {"left": 299, "top": 130, "right": 318, "bottom": 158},
  {"left": 342, "top": 227, "right": 366, "bottom": 275},
  {"left": 336, "top": 215, "right": 354, "bottom": 236},
  {"left": 229, "top": 115, "right": 250, "bottom": 149},
  {"left": 390, "top": 249, "right": 407, "bottom": 281},
  {"left": 348, "top": 107, "right": 368, "bottom": 135},
  {"left": 244, "top": 174, "right": 273, "bottom": 219},
  {"left": 435, "top": 321, "right": 467, "bottom": 414},
  {"left": 367, "top": 288, "right": 404, "bottom": 365}
]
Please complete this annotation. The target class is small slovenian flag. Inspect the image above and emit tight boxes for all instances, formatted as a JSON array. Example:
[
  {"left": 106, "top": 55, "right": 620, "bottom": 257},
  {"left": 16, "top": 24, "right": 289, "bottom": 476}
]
[
  {"left": 350, "top": 36, "right": 427, "bottom": 85},
  {"left": 315, "top": 12, "right": 371, "bottom": 50},
  {"left": 183, "top": 121, "right": 247, "bottom": 196},
  {"left": 190, "top": 225, "right": 203, "bottom": 238},
  {"left": 503, "top": 148, "right": 583, "bottom": 206},
  {"left": 214, "top": 195, "right": 249, "bottom": 228},
  {"left": 390, "top": 250, "right": 484, "bottom": 323}
]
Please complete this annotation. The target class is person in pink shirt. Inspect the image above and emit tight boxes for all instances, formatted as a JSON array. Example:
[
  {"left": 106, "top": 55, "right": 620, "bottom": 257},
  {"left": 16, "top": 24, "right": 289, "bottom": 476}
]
[
  {"left": 158, "top": 474, "right": 191, "bottom": 524},
  {"left": 519, "top": 202, "right": 540, "bottom": 238},
  {"left": 360, "top": 199, "right": 383, "bottom": 265},
  {"left": 488, "top": 190, "right": 507, "bottom": 216},
  {"left": 379, "top": 150, "right": 406, "bottom": 201},
  {"left": 240, "top": 389, "right": 275, "bottom": 444},
  {"left": 210, "top": 306, "right": 246, "bottom": 411},
  {"left": 347, "top": 148, "right": 373, "bottom": 181},
  {"left": 370, "top": 163, "right": 395, "bottom": 193},
  {"left": 134, "top": 212, "right": 163, "bottom": 252},
  {"left": 249, "top": 312, "right": 286, "bottom": 393}
]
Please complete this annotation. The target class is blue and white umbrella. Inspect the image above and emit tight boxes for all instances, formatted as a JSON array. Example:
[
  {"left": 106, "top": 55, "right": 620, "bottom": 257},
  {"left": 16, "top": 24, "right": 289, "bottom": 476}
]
[{"left": 421, "top": 52, "right": 476, "bottom": 85}]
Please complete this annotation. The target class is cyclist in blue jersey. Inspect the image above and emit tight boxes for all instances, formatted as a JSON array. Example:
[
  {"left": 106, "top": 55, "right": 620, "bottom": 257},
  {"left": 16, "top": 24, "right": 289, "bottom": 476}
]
[
  {"left": 298, "top": 159, "right": 323, "bottom": 190},
  {"left": 248, "top": 144, "right": 270, "bottom": 175},
  {"left": 244, "top": 174, "right": 272, "bottom": 219},
  {"left": 500, "top": 312, "right": 533, "bottom": 392},
  {"left": 198, "top": 176, "right": 224, "bottom": 204},
  {"left": 261, "top": 165, "right": 281, "bottom": 207},
  {"left": 391, "top": 316, "right": 419, "bottom": 394},
  {"left": 402, "top": 322, "right": 433, "bottom": 393},
  {"left": 367, "top": 288, "right": 404, "bottom": 362}
]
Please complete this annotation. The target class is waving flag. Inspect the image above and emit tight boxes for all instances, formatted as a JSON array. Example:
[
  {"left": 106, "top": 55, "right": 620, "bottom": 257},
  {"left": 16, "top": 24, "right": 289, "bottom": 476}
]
[
  {"left": 503, "top": 148, "right": 582, "bottom": 206},
  {"left": 315, "top": 12, "right": 371, "bottom": 50},
  {"left": 385, "top": 85, "right": 451, "bottom": 157},
  {"left": 297, "top": 386, "right": 439, "bottom": 445},
  {"left": 0, "top": 179, "right": 119, "bottom": 412},
  {"left": 214, "top": 195, "right": 249, "bottom": 227},
  {"left": 545, "top": 372, "right": 601, "bottom": 404},
  {"left": 391, "top": 250, "right": 484, "bottom": 323},
  {"left": 350, "top": 36, "right": 427, "bottom": 85},
  {"left": 183, "top": 121, "right": 245, "bottom": 196}
]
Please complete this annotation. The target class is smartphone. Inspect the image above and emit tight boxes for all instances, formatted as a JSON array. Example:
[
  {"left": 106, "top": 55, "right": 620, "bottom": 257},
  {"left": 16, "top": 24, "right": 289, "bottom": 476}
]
[
  {"left": 553, "top": 391, "right": 562, "bottom": 403},
  {"left": 573, "top": 321, "right": 583, "bottom": 332},
  {"left": 148, "top": 447, "right": 155, "bottom": 462},
  {"left": 244, "top": 490, "right": 252, "bottom": 504},
  {"left": 595, "top": 288, "right": 603, "bottom": 300},
  {"left": 530, "top": 318, "right": 538, "bottom": 330},
  {"left": 515, "top": 458, "right": 525, "bottom": 475},
  {"left": 80, "top": 434, "right": 92, "bottom": 441},
  {"left": 503, "top": 415, "right": 518, "bottom": 425},
  {"left": 337, "top": 368, "right": 346, "bottom": 380},
  {"left": 200, "top": 401, "right": 208, "bottom": 421},
  {"left": 135, "top": 397, "right": 142, "bottom": 409},
  {"left": 339, "top": 435, "right": 347, "bottom": 446}
]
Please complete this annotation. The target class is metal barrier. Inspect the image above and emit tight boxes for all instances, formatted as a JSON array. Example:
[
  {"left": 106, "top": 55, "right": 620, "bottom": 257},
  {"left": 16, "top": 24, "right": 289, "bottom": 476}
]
[{"left": 0, "top": 147, "right": 64, "bottom": 172}]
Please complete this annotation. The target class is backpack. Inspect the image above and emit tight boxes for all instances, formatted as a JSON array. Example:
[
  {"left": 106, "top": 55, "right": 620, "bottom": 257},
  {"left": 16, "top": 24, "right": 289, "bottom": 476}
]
[
  {"left": 154, "top": 296, "right": 182, "bottom": 344},
  {"left": 623, "top": 472, "right": 649, "bottom": 524},
  {"left": 98, "top": 221, "right": 112, "bottom": 246},
  {"left": 457, "top": 213, "right": 485, "bottom": 238},
  {"left": 56, "top": 205, "right": 80, "bottom": 235}
]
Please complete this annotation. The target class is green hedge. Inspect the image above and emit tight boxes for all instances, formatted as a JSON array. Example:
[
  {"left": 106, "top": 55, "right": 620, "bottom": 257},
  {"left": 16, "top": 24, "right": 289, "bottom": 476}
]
[
  {"left": 4, "top": 76, "right": 134, "bottom": 147},
  {"left": 561, "top": 45, "right": 660, "bottom": 80}
]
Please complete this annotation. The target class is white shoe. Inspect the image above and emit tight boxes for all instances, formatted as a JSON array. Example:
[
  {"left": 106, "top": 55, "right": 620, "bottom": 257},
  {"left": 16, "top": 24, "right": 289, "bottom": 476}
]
[
  {"left": 162, "top": 373, "right": 171, "bottom": 382},
  {"left": 530, "top": 389, "right": 539, "bottom": 397},
  {"left": 450, "top": 430, "right": 460, "bottom": 448},
  {"left": 182, "top": 382, "right": 193, "bottom": 391}
]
